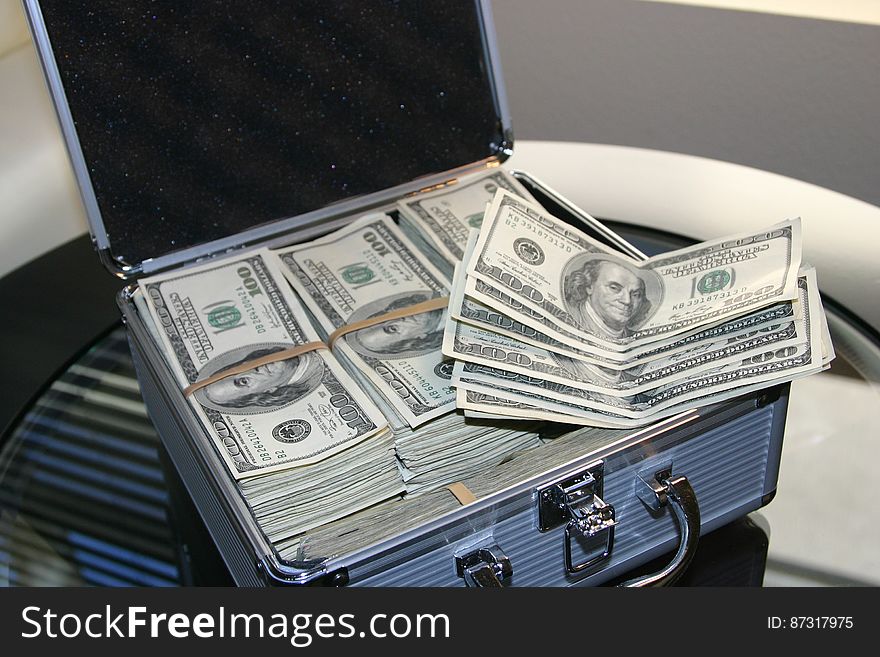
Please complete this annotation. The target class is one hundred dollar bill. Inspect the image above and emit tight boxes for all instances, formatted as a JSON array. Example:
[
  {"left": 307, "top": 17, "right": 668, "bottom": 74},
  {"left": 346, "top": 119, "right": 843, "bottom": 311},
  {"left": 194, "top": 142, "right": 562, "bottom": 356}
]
[
  {"left": 455, "top": 351, "right": 827, "bottom": 428},
  {"left": 455, "top": 387, "right": 635, "bottom": 428},
  {"left": 467, "top": 190, "right": 802, "bottom": 352},
  {"left": 396, "top": 168, "right": 538, "bottom": 262},
  {"left": 454, "top": 369, "right": 775, "bottom": 428},
  {"left": 139, "top": 249, "right": 389, "bottom": 479},
  {"left": 273, "top": 215, "right": 455, "bottom": 428}
]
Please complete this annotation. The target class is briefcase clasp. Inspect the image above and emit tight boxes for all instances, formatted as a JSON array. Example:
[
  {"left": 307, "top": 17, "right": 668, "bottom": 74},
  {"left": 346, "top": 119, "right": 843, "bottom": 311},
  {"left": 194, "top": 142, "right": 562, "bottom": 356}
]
[{"left": 537, "top": 461, "right": 617, "bottom": 574}]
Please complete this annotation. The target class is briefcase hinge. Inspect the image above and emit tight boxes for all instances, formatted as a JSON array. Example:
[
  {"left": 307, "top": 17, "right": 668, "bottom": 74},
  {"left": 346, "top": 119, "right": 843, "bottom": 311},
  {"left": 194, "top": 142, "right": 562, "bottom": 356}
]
[{"left": 407, "top": 178, "right": 460, "bottom": 196}]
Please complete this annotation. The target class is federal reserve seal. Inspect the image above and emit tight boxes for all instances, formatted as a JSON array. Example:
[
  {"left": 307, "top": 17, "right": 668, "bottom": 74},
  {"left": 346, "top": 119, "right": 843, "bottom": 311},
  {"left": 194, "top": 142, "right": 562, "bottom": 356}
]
[
  {"left": 272, "top": 419, "right": 311, "bottom": 443},
  {"left": 433, "top": 360, "right": 454, "bottom": 380},
  {"left": 513, "top": 238, "right": 545, "bottom": 265}
]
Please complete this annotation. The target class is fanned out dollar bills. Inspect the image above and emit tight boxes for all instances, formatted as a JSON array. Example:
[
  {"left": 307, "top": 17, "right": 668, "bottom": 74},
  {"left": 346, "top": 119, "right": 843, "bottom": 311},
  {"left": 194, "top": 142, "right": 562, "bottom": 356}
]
[{"left": 440, "top": 190, "right": 832, "bottom": 427}]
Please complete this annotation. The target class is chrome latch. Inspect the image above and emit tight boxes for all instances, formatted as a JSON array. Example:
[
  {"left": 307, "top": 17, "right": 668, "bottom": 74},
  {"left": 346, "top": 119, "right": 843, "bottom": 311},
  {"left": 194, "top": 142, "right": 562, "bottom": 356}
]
[
  {"left": 537, "top": 461, "right": 616, "bottom": 574},
  {"left": 567, "top": 493, "right": 616, "bottom": 537},
  {"left": 455, "top": 544, "right": 513, "bottom": 587}
]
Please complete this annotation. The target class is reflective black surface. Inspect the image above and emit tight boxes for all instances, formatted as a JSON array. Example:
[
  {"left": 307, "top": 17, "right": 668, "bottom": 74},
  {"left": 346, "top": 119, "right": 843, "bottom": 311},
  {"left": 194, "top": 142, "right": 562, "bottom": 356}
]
[
  {"left": 37, "top": 1, "right": 503, "bottom": 266},
  {"left": 0, "top": 236, "right": 123, "bottom": 440},
  {"left": 0, "top": 328, "right": 180, "bottom": 586}
]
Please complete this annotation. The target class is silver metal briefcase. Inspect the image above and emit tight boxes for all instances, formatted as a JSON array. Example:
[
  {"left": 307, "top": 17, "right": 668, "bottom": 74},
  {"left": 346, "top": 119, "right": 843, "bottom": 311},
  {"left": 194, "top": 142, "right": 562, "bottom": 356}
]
[{"left": 24, "top": 0, "right": 788, "bottom": 587}]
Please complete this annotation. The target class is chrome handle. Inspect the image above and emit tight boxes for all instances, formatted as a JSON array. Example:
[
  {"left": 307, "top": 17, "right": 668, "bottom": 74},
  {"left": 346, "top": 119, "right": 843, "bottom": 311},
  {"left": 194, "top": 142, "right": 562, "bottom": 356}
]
[{"left": 619, "top": 473, "right": 701, "bottom": 587}]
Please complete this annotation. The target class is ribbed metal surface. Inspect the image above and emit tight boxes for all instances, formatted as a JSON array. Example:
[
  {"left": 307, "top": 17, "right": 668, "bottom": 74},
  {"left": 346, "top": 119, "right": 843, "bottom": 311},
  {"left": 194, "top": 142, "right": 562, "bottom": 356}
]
[
  {"left": 0, "top": 328, "right": 180, "bottom": 587},
  {"left": 352, "top": 405, "right": 775, "bottom": 587}
]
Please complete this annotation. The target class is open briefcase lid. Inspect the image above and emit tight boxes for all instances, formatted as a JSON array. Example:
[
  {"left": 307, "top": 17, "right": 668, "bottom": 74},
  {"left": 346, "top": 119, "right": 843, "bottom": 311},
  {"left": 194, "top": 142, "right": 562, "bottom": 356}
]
[{"left": 24, "top": 0, "right": 512, "bottom": 278}]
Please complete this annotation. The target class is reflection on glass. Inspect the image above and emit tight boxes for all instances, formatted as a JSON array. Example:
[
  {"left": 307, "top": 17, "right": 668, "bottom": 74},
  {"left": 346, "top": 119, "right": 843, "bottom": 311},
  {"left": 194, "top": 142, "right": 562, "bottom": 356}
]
[{"left": 0, "top": 329, "right": 180, "bottom": 586}]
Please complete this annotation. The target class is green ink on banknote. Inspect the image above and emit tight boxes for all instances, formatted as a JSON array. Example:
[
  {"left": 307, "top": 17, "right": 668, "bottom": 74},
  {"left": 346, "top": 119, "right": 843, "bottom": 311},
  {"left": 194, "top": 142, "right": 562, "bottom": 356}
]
[
  {"left": 341, "top": 264, "right": 375, "bottom": 285},
  {"left": 697, "top": 270, "right": 732, "bottom": 294}
]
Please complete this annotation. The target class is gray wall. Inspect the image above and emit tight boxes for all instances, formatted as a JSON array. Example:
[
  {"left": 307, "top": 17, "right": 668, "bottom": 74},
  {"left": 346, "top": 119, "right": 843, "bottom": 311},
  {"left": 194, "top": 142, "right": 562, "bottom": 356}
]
[{"left": 492, "top": 0, "right": 880, "bottom": 209}]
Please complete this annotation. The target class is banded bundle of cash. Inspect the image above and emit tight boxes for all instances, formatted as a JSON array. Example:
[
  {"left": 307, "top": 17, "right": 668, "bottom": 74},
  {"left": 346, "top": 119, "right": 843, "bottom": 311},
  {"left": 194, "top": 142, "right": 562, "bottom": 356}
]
[
  {"left": 271, "top": 214, "right": 541, "bottom": 496},
  {"left": 135, "top": 250, "right": 405, "bottom": 549},
  {"left": 442, "top": 190, "right": 833, "bottom": 427}
]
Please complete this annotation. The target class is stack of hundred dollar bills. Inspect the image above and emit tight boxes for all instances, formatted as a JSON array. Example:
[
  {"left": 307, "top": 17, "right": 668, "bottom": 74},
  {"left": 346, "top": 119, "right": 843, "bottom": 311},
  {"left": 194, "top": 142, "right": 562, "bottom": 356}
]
[
  {"left": 271, "top": 214, "right": 541, "bottom": 499},
  {"left": 134, "top": 251, "right": 404, "bottom": 556},
  {"left": 442, "top": 189, "right": 834, "bottom": 427},
  {"left": 394, "top": 166, "right": 541, "bottom": 279}
]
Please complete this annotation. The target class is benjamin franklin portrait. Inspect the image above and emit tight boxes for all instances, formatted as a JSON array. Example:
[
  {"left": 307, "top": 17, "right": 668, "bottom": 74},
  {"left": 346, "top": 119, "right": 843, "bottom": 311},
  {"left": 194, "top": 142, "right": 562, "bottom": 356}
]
[
  {"left": 345, "top": 291, "right": 445, "bottom": 360},
  {"left": 562, "top": 255, "right": 662, "bottom": 340},
  {"left": 194, "top": 343, "right": 324, "bottom": 414}
]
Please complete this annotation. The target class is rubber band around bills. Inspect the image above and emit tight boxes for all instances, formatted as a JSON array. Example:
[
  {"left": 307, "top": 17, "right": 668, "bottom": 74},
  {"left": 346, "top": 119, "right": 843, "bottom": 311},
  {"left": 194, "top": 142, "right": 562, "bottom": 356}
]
[
  {"left": 326, "top": 295, "right": 449, "bottom": 348},
  {"left": 183, "top": 341, "right": 328, "bottom": 397},
  {"left": 182, "top": 295, "right": 450, "bottom": 397}
]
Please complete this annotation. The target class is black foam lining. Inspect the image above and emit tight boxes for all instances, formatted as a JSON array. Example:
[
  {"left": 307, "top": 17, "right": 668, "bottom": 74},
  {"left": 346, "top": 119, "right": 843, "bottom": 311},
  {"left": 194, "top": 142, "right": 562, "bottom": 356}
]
[{"left": 38, "top": 1, "right": 503, "bottom": 266}]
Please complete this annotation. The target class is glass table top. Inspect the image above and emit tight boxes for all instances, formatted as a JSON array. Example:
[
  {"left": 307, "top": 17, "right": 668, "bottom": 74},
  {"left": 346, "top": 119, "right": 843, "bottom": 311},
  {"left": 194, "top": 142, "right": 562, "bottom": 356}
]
[{"left": 0, "top": 328, "right": 180, "bottom": 586}]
